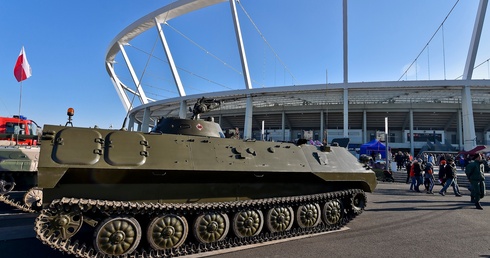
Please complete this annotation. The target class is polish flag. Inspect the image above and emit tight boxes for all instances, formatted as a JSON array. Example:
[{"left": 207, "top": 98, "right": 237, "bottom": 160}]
[{"left": 13, "top": 46, "right": 32, "bottom": 82}]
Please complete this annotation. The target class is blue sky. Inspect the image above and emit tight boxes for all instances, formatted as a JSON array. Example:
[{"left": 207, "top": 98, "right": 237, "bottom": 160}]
[{"left": 0, "top": 0, "right": 488, "bottom": 128}]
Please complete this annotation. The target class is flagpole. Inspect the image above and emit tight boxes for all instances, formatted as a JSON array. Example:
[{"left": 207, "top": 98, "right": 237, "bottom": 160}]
[
  {"left": 19, "top": 82, "right": 22, "bottom": 117},
  {"left": 17, "top": 81, "right": 23, "bottom": 145}
]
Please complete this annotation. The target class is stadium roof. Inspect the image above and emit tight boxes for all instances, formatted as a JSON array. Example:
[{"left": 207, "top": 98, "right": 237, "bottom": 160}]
[{"left": 128, "top": 79, "right": 490, "bottom": 132}]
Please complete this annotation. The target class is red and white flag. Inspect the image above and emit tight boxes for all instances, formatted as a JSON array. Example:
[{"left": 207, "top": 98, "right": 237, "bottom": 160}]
[{"left": 13, "top": 46, "right": 32, "bottom": 82}]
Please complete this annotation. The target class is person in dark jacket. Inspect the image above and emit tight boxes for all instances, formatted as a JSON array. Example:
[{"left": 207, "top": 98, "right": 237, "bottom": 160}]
[
  {"left": 424, "top": 163, "right": 435, "bottom": 194},
  {"left": 439, "top": 158, "right": 462, "bottom": 197},
  {"left": 438, "top": 159, "right": 447, "bottom": 188},
  {"left": 406, "top": 160, "right": 412, "bottom": 184},
  {"left": 412, "top": 160, "right": 423, "bottom": 192},
  {"left": 395, "top": 151, "right": 405, "bottom": 171},
  {"left": 465, "top": 153, "right": 486, "bottom": 210}
]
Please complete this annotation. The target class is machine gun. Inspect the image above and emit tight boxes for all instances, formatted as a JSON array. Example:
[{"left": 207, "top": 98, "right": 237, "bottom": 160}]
[{"left": 189, "top": 97, "right": 221, "bottom": 120}]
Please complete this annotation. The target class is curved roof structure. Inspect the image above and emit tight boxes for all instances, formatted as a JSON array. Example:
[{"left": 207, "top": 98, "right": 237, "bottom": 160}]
[
  {"left": 106, "top": 0, "right": 226, "bottom": 63},
  {"left": 104, "top": 0, "right": 490, "bottom": 152}
]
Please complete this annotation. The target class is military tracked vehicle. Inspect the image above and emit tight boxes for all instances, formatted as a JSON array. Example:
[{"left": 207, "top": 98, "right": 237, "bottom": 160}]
[
  {"left": 0, "top": 146, "right": 38, "bottom": 193},
  {"left": 0, "top": 114, "right": 40, "bottom": 194},
  {"left": 0, "top": 146, "right": 42, "bottom": 211},
  {"left": 34, "top": 98, "right": 376, "bottom": 257},
  {"left": 0, "top": 115, "right": 42, "bottom": 212}
]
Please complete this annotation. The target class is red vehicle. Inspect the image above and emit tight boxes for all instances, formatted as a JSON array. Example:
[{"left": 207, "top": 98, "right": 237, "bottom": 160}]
[{"left": 0, "top": 115, "right": 40, "bottom": 146}]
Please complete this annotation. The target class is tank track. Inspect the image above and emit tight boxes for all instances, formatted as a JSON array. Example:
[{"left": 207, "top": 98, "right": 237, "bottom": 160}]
[
  {"left": 34, "top": 189, "right": 366, "bottom": 258},
  {"left": 0, "top": 193, "right": 37, "bottom": 213}
]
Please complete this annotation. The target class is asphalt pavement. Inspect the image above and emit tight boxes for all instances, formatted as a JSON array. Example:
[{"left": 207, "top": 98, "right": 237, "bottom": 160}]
[
  {"left": 1, "top": 182, "right": 489, "bottom": 258},
  {"left": 208, "top": 182, "right": 490, "bottom": 258}
]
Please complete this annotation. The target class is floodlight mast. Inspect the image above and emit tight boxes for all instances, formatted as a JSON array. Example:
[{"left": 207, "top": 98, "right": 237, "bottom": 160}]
[{"left": 461, "top": 0, "right": 488, "bottom": 151}]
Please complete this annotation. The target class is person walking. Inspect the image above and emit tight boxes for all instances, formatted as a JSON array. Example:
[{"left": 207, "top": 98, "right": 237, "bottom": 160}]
[
  {"left": 459, "top": 155, "right": 466, "bottom": 170},
  {"left": 409, "top": 161, "right": 416, "bottom": 190},
  {"left": 424, "top": 162, "right": 435, "bottom": 194},
  {"left": 406, "top": 160, "right": 412, "bottom": 184},
  {"left": 412, "top": 160, "right": 423, "bottom": 192},
  {"left": 465, "top": 153, "right": 486, "bottom": 210},
  {"left": 428, "top": 153, "right": 435, "bottom": 166},
  {"left": 438, "top": 159, "right": 447, "bottom": 189},
  {"left": 395, "top": 151, "right": 405, "bottom": 171},
  {"left": 439, "top": 158, "right": 462, "bottom": 197}
]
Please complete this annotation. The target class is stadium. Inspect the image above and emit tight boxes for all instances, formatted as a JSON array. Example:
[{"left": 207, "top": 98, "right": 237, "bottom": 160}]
[{"left": 104, "top": 0, "right": 490, "bottom": 155}]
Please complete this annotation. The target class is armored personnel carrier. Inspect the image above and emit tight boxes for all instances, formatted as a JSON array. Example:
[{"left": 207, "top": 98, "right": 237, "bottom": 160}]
[
  {"left": 0, "top": 146, "right": 38, "bottom": 193},
  {"left": 0, "top": 114, "right": 40, "bottom": 195},
  {"left": 0, "top": 115, "right": 43, "bottom": 211},
  {"left": 34, "top": 98, "right": 376, "bottom": 257},
  {"left": 0, "top": 145, "right": 42, "bottom": 212},
  {"left": 0, "top": 146, "right": 42, "bottom": 211}
]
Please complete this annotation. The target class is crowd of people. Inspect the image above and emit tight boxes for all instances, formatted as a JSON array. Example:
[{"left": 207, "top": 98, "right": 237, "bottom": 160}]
[{"left": 391, "top": 151, "right": 486, "bottom": 210}]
